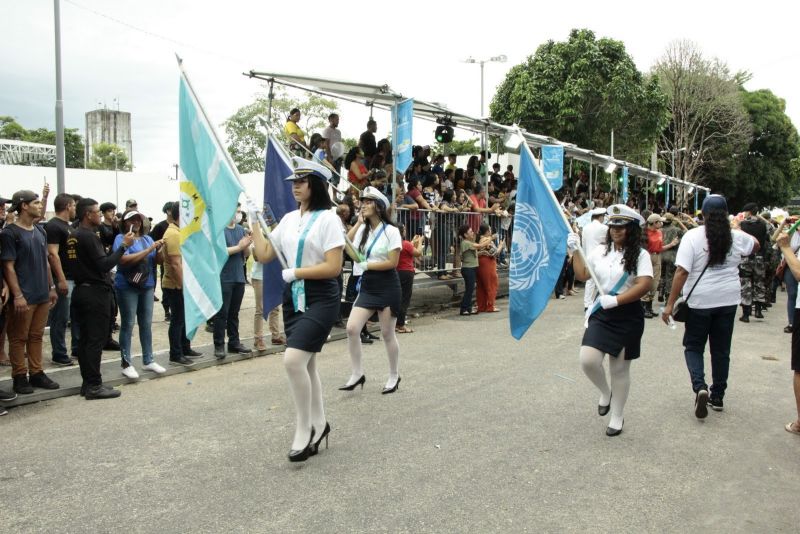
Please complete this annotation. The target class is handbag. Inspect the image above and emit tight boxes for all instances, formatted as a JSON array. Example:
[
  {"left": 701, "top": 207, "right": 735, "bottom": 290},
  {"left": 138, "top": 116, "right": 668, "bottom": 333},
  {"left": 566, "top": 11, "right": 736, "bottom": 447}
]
[
  {"left": 672, "top": 262, "right": 709, "bottom": 322},
  {"left": 121, "top": 237, "right": 153, "bottom": 289}
]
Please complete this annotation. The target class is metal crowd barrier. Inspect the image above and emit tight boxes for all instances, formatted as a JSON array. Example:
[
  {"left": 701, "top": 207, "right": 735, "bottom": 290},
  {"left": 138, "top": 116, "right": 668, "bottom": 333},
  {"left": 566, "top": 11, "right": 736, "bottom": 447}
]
[{"left": 393, "top": 208, "right": 513, "bottom": 276}]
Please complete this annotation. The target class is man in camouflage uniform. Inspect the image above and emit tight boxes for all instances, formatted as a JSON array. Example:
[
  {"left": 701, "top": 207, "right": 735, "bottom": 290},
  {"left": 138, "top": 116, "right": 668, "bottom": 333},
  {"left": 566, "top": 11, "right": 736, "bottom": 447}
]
[
  {"left": 761, "top": 212, "right": 780, "bottom": 305},
  {"left": 658, "top": 207, "right": 688, "bottom": 302},
  {"left": 738, "top": 203, "right": 769, "bottom": 322}
]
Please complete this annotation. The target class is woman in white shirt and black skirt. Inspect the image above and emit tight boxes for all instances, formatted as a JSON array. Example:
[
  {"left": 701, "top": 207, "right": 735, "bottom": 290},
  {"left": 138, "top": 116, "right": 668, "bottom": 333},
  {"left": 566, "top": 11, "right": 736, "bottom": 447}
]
[
  {"left": 249, "top": 158, "right": 345, "bottom": 462},
  {"left": 570, "top": 205, "right": 653, "bottom": 437},
  {"left": 340, "top": 186, "right": 403, "bottom": 395}
]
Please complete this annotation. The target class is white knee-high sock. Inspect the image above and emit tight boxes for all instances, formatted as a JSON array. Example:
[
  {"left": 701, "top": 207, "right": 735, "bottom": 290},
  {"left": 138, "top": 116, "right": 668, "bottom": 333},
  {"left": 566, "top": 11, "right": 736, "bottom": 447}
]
[
  {"left": 344, "top": 307, "right": 373, "bottom": 385},
  {"left": 284, "top": 348, "right": 313, "bottom": 450},
  {"left": 306, "top": 354, "right": 326, "bottom": 433},
  {"left": 378, "top": 308, "right": 399, "bottom": 387},
  {"left": 580, "top": 346, "right": 611, "bottom": 405},
  {"left": 608, "top": 351, "right": 631, "bottom": 430}
]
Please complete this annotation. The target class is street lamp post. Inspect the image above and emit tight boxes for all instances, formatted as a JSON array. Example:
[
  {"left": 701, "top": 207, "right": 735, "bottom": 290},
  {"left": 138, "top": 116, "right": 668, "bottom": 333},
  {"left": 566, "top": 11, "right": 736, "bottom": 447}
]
[{"left": 463, "top": 55, "right": 507, "bottom": 154}]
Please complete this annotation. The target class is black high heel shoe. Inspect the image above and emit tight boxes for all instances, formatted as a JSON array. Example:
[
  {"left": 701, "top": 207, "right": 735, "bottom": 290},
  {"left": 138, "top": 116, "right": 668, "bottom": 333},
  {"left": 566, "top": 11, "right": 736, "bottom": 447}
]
[
  {"left": 338, "top": 375, "right": 366, "bottom": 391},
  {"left": 598, "top": 392, "right": 612, "bottom": 416},
  {"left": 288, "top": 427, "right": 315, "bottom": 463},
  {"left": 606, "top": 419, "right": 624, "bottom": 437},
  {"left": 382, "top": 376, "right": 401, "bottom": 395},
  {"left": 310, "top": 422, "right": 331, "bottom": 456}
]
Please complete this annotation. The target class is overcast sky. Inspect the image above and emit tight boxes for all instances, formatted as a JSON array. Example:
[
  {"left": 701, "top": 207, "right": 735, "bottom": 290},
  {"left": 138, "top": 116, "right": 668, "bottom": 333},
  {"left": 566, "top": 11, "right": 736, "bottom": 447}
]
[{"left": 3, "top": 0, "right": 799, "bottom": 175}]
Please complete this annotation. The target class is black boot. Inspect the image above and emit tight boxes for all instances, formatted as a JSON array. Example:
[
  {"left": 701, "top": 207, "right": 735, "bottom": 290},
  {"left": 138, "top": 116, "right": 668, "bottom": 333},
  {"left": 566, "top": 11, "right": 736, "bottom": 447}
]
[
  {"left": 643, "top": 301, "right": 655, "bottom": 319},
  {"left": 739, "top": 305, "right": 751, "bottom": 323},
  {"left": 754, "top": 303, "right": 764, "bottom": 319}
]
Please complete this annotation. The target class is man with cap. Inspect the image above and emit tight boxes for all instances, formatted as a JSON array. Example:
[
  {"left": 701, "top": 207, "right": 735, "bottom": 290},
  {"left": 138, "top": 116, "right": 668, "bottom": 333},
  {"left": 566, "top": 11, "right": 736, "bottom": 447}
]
[
  {"left": 0, "top": 190, "right": 60, "bottom": 394},
  {"left": 98, "top": 202, "right": 119, "bottom": 252},
  {"left": 641, "top": 213, "right": 670, "bottom": 318},
  {"left": 738, "top": 202, "right": 769, "bottom": 322},
  {"left": 581, "top": 207, "right": 608, "bottom": 310},
  {"left": 658, "top": 207, "right": 688, "bottom": 303},
  {"left": 149, "top": 201, "right": 174, "bottom": 321},
  {"left": 45, "top": 193, "right": 79, "bottom": 366},
  {"left": 70, "top": 197, "right": 134, "bottom": 399}
]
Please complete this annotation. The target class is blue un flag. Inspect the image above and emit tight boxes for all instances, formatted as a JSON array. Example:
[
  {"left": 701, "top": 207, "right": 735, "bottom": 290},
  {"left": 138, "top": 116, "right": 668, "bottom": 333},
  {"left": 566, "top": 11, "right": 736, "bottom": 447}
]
[{"left": 509, "top": 145, "right": 569, "bottom": 340}]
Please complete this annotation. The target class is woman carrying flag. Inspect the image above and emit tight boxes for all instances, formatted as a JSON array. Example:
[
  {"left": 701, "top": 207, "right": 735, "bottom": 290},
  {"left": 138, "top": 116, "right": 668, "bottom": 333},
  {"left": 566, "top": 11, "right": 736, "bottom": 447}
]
[
  {"left": 248, "top": 157, "right": 344, "bottom": 462},
  {"left": 339, "top": 186, "right": 403, "bottom": 395},
  {"left": 569, "top": 205, "right": 652, "bottom": 437}
]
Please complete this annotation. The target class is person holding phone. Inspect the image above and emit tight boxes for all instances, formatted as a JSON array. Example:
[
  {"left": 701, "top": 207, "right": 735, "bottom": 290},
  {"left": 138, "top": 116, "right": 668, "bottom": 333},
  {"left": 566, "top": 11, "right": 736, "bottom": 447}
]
[{"left": 113, "top": 210, "right": 165, "bottom": 379}]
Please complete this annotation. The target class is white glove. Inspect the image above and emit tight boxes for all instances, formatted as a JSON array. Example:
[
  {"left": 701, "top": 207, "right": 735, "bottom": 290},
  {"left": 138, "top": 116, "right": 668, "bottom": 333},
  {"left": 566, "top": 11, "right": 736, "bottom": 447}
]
[
  {"left": 599, "top": 295, "right": 619, "bottom": 310},
  {"left": 281, "top": 268, "right": 297, "bottom": 284},
  {"left": 567, "top": 232, "right": 580, "bottom": 252},
  {"left": 245, "top": 198, "right": 260, "bottom": 219},
  {"left": 357, "top": 261, "right": 369, "bottom": 272}
]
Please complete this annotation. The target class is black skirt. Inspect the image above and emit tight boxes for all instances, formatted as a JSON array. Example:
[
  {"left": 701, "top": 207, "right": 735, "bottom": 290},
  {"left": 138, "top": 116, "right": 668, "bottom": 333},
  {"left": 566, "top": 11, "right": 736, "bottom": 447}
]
[
  {"left": 581, "top": 301, "right": 645, "bottom": 360},
  {"left": 282, "top": 278, "right": 340, "bottom": 353},
  {"left": 353, "top": 269, "right": 401, "bottom": 317}
]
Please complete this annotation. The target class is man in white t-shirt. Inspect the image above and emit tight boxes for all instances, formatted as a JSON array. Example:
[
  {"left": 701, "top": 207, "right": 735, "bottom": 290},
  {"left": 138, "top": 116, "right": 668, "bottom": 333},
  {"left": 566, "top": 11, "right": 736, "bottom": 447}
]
[
  {"left": 581, "top": 207, "right": 608, "bottom": 309},
  {"left": 321, "top": 113, "right": 342, "bottom": 172}
]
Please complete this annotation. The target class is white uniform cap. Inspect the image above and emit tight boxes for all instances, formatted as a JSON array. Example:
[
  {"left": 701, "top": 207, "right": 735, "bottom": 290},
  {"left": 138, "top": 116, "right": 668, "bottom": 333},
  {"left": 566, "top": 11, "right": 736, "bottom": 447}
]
[
  {"left": 606, "top": 204, "right": 645, "bottom": 227},
  {"left": 287, "top": 157, "right": 332, "bottom": 182},
  {"left": 359, "top": 186, "right": 390, "bottom": 210}
]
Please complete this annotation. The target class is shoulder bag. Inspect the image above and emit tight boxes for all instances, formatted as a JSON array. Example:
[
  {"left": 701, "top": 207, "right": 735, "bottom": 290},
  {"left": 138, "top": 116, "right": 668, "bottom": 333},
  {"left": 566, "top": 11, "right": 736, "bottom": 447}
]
[{"left": 671, "top": 262, "right": 709, "bottom": 322}]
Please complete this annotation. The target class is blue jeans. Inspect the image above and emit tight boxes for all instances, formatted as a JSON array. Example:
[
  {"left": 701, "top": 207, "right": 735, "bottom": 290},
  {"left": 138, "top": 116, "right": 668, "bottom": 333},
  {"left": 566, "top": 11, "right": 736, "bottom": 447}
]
[
  {"left": 682, "top": 305, "right": 737, "bottom": 398},
  {"left": 461, "top": 266, "right": 477, "bottom": 312},
  {"left": 48, "top": 280, "right": 79, "bottom": 359},
  {"left": 116, "top": 286, "right": 155, "bottom": 366},
  {"left": 785, "top": 268, "right": 798, "bottom": 326},
  {"left": 213, "top": 282, "right": 245, "bottom": 348}
]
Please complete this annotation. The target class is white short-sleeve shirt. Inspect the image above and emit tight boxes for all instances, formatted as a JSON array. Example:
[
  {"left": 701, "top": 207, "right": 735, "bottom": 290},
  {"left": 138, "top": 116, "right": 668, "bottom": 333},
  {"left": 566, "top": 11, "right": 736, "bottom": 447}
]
[
  {"left": 351, "top": 222, "right": 402, "bottom": 276},
  {"left": 582, "top": 219, "right": 608, "bottom": 255},
  {"left": 271, "top": 209, "right": 345, "bottom": 268},
  {"left": 586, "top": 245, "right": 653, "bottom": 295},
  {"left": 674, "top": 227, "right": 756, "bottom": 309}
]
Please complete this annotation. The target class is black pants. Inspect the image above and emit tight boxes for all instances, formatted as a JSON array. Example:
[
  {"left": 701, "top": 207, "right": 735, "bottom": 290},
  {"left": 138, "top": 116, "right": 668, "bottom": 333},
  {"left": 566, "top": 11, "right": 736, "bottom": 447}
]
[
  {"left": 163, "top": 288, "right": 191, "bottom": 358},
  {"left": 461, "top": 266, "right": 477, "bottom": 312},
  {"left": 397, "top": 270, "right": 415, "bottom": 327},
  {"left": 213, "top": 282, "right": 245, "bottom": 348},
  {"left": 72, "top": 284, "right": 112, "bottom": 388}
]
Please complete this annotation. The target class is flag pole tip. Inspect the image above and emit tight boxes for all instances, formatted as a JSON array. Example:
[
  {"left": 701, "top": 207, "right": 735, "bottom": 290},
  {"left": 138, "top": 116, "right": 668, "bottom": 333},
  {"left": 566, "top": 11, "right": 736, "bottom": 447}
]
[{"left": 175, "top": 53, "right": 183, "bottom": 65}]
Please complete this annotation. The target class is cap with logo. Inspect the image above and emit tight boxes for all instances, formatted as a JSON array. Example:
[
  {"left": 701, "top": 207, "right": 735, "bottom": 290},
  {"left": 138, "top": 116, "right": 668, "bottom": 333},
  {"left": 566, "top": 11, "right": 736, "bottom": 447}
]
[
  {"left": 10, "top": 190, "right": 39, "bottom": 212},
  {"left": 359, "top": 186, "right": 390, "bottom": 209},
  {"left": 286, "top": 157, "right": 332, "bottom": 182},
  {"left": 647, "top": 213, "right": 666, "bottom": 224},
  {"left": 606, "top": 204, "right": 645, "bottom": 227}
]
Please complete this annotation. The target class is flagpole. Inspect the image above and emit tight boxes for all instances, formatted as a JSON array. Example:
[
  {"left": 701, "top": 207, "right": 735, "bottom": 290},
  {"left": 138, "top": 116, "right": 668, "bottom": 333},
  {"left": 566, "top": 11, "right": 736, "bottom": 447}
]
[
  {"left": 517, "top": 130, "right": 604, "bottom": 296},
  {"left": 176, "top": 54, "right": 288, "bottom": 269}
]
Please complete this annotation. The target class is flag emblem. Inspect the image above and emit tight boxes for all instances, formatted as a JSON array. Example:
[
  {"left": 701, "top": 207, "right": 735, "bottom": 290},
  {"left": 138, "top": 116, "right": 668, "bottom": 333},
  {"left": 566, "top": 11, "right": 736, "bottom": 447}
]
[{"left": 509, "top": 203, "right": 550, "bottom": 291}]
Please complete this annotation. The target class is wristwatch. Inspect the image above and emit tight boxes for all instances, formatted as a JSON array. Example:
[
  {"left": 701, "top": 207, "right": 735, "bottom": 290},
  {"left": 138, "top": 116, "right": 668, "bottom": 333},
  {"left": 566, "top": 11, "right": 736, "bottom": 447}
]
[{"left": 49, "top": 284, "right": 56, "bottom": 290}]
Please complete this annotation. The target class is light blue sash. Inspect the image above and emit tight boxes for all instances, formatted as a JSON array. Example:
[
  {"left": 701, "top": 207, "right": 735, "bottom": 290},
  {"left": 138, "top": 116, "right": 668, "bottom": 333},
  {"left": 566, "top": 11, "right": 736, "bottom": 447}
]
[{"left": 291, "top": 210, "right": 323, "bottom": 312}]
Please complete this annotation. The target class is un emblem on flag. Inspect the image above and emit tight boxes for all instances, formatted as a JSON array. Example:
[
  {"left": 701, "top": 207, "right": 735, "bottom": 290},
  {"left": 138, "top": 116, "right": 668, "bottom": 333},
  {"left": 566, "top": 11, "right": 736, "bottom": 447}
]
[{"left": 509, "top": 203, "right": 549, "bottom": 290}]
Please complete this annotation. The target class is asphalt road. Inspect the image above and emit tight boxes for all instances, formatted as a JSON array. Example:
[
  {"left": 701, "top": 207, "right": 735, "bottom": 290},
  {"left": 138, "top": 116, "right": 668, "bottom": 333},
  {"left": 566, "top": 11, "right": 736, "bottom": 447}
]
[{"left": 2, "top": 289, "right": 798, "bottom": 533}]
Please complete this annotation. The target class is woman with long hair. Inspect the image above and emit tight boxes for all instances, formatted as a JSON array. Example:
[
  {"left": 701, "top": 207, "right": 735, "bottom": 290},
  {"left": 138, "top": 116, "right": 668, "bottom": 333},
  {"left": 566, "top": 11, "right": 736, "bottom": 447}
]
[
  {"left": 661, "top": 195, "right": 758, "bottom": 418},
  {"left": 396, "top": 224, "right": 423, "bottom": 334},
  {"left": 476, "top": 224, "right": 503, "bottom": 313},
  {"left": 248, "top": 158, "right": 344, "bottom": 462},
  {"left": 458, "top": 224, "right": 490, "bottom": 315},
  {"left": 346, "top": 146, "right": 371, "bottom": 189},
  {"left": 340, "top": 186, "right": 403, "bottom": 394},
  {"left": 570, "top": 205, "right": 653, "bottom": 437},
  {"left": 113, "top": 210, "right": 165, "bottom": 378}
]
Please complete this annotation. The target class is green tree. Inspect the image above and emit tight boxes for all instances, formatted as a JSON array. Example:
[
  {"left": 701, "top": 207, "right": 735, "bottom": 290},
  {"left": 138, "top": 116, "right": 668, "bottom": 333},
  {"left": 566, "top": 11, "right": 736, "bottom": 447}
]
[
  {"left": 224, "top": 88, "right": 338, "bottom": 173},
  {"left": 0, "top": 116, "right": 85, "bottom": 168},
  {"left": 713, "top": 89, "right": 800, "bottom": 209},
  {"left": 490, "top": 29, "right": 668, "bottom": 165},
  {"left": 431, "top": 137, "right": 480, "bottom": 156},
  {"left": 87, "top": 142, "right": 131, "bottom": 171}
]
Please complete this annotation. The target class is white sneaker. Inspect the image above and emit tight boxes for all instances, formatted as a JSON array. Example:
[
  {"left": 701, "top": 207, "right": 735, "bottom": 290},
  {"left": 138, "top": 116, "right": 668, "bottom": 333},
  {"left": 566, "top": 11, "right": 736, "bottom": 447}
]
[
  {"left": 142, "top": 362, "right": 166, "bottom": 374},
  {"left": 122, "top": 366, "right": 139, "bottom": 379}
]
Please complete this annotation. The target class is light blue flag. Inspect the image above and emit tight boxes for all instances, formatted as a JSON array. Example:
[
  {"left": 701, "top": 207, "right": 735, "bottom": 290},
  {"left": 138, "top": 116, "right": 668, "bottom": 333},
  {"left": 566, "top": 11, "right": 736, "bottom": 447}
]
[
  {"left": 392, "top": 98, "right": 414, "bottom": 174},
  {"left": 621, "top": 166, "right": 629, "bottom": 203},
  {"left": 541, "top": 145, "right": 564, "bottom": 191},
  {"left": 178, "top": 75, "right": 244, "bottom": 339},
  {"left": 509, "top": 144, "right": 570, "bottom": 340}
]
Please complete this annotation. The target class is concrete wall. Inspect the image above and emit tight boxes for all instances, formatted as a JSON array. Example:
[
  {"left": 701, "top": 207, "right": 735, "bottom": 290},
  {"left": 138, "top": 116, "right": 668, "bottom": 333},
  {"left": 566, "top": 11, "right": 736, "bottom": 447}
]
[
  {"left": 85, "top": 109, "right": 134, "bottom": 167},
  {"left": 0, "top": 165, "right": 264, "bottom": 220}
]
